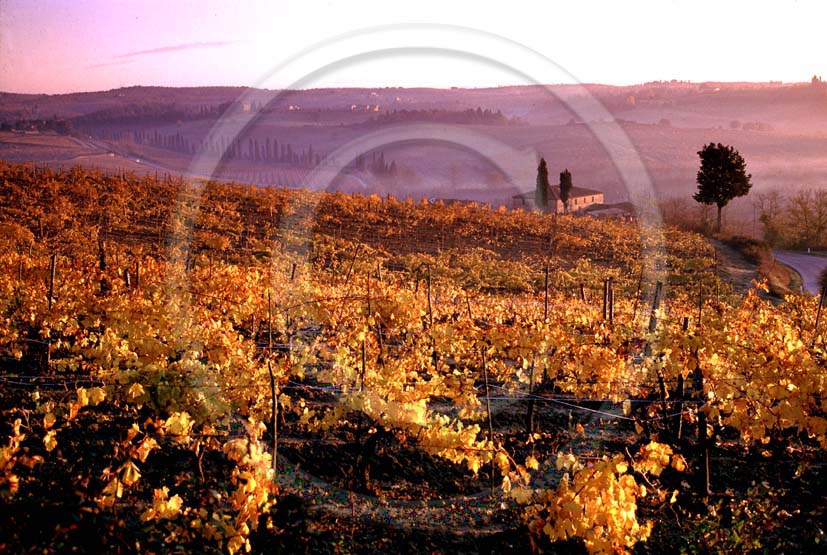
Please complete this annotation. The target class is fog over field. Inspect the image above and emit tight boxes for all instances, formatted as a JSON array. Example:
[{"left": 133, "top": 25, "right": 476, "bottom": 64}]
[{"left": 2, "top": 80, "right": 826, "bottom": 209}]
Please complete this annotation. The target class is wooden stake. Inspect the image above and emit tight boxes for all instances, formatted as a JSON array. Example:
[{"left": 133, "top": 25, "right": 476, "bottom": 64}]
[
  {"left": 693, "top": 359, "right": 710, "bottom": 496},
  {"left": 98, "top": 239, "right": 106, "bottom": 271},
  {"left": 48, "top": 254, "right": 56, "bottom": 310},
  {"left": 366, "top": 272, "right": 371, "bottom": 318},
  {"left": 46, "top": 253, "right": 56, "bottom": 370},
  {"left": 268, "top": 359, "right": 278, "bottom": 473},
  {"left": 602, "top": 278, "right": 609, "bottom": 320},
  {"left": 525, "top": 352, "right": 536, "bottom": 437},
  {"left": 648, "top": 282, "right": 663, "bottom": 333},
  {"left": 544, "top": 265, "right": 549, "bottom": 322},
  {"left": 268, "top": 291, "right": 273, "bottom": 353},
  {"left": 267, "top": 290, "right": 278, "bottom": 472},
  {"left": 360, "top": 339, "right": 367, "bottom": 391},
  {"left": 343, "top": 246, "right": 361, "bottom": 287},
  {"left": 426, "top": 265, "right": 433, "bottom": 328},
  {"left": 813, "top": 284, "right": 826, "bottom": 347},
  {"left": 481, "top": 349, "right": 495, "bottom": 494},
  {"left": 608, "top": 277, "right": 614, "bottom": 326},
  {"left": 98, "top": 239, "right": 108, "bottom": 295},
  {"left": 632, "top": 267, "right": 644, "bottom": 326},
  {"left": 673, "top": 316, "right": 691, "bottom": 441}
]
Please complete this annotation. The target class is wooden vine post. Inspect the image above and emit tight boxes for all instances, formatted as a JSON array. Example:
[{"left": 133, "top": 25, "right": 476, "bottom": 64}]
[
  {"left": 648, "top": 281, "right": 663, "bottom": 334},
  {"left": 343, "top": 245, "right": 361, "bottom": 287},
  {"left": 98, "top": 238, "right": 105, "bottom": 271},
  {"left": 98, "top": 238, "right": 108, "bottom": 295},
  {"left": 643, "top": 281, "right": 663, "bottom": 358},
  {"left": 360, "top": 339, "right": 367, "bottom": 391},
  {"left": 481, "top": 349, "right": 495, "bottom": 494},
  {"left": 426, "top": 265, "right": 433, "bottom": 328},
  {"left": 362, "top": 271, "right": 369, "bottom": 388},
  {"left": 690, "top": 288, "right": 709, "bottom": 495},
  {"left": 602, "top": 277, "right": 615, "bottom": 324},
  {"left": 608, "top": 277, "right": 614, "bottom": 326},
  {"left": 544, "top": 264, "right": 549, "bottom": 322},
  {"left": 674, "top": 316, "right": 690, "bottom": 441},
  {"left": 46, "top": 253, "right": 56, "bottom": 370},
  {"left": 267, "top": 290, "right": 278, "bottom": 473},
  {"left": 48, "top": 253, "right": 56, "bottom": 310},
  {"left": 366, "top": 271, "right": 371, "bottom": 318},
  {"left": 525, "top": 352, "right": 536, "bottom": 438},
  {"left": 813, "top": 283, "right": 826, "bottom": 347},
  {"left": 693, "top": 355, "right": 710, "bottom": 496},
  {"left": 631, "top": 267, "right": 644, "bottom": 326},
  {"left": 426, "top": 265, "right": 438, "bottom": 370},
  {"left": 603, "top": 278, "right": 609, "bottom": 321}
]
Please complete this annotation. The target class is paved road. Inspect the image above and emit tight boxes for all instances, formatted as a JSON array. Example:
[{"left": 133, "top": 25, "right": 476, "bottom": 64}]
[{"left": 773, "top": 250, "right": 827, "bottom": 295}]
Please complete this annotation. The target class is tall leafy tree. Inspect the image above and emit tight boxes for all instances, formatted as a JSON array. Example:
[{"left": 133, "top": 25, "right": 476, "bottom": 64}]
[
  {"left": 693, "top": 143, "right": 752, "bottom": 232},
  {"left": 535, "top": 158, "right": 551, "bottom": 212},
  {"left": 559, "top": 169, "right": 573, "bottom": 212}
]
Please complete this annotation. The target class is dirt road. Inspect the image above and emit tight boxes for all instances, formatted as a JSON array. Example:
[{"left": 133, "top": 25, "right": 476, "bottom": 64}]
[{"left": 772, "top": 250, "right": 827, "bottom": 295}]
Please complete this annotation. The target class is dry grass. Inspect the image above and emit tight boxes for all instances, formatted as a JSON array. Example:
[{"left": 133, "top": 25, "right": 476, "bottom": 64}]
[
  {"left": 718, "top": 234, "right": 802, "bottom": 297},
  {"left": 0, "top": 131, "right": 82, "bottom": 148}
]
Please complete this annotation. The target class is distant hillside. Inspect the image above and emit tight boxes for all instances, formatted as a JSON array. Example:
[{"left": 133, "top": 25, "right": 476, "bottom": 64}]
[
  {"left": 1, "top": 80, "right": 826, "bottom": 209},
  {"left": 2, "top": 81, "right": 825, "bottom": 132}
]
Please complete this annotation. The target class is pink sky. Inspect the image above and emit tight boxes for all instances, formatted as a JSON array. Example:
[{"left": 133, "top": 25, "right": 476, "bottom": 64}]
[{"left": 1, "top": 0, "right": 825, "bottom": 94}]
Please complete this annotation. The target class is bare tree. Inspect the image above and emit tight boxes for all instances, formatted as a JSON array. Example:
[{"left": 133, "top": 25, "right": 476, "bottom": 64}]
[
  {"left": 754, "top": 190, "right": 785, "bottom": 245},
  {"left": 787, "top": 189, "right": 827, "bottom": 249}
]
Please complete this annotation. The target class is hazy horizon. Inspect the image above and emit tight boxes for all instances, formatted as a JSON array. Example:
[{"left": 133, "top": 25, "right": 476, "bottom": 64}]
[
  {"left": 2, "top": 79, "right": 820, "bottom": 97},
  {"left": 2, "top": 0, "right": 826, "bottom": 217},
  {"left": 1, "top": 0, "right": 825, "bottom": 94}
]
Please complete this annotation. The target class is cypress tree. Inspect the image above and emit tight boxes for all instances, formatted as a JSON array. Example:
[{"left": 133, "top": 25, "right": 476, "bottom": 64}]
[
  {"left": 535, "top": 158, "right": 551, "bottom": 212},
  {"left": 560, "top": 169, "right": 573, "bottom": 212}
]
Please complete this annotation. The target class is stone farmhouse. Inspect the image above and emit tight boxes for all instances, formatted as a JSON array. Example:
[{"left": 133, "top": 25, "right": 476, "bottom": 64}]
[{"left": 511, "top": 185, "right": 604, "bottom": 213}]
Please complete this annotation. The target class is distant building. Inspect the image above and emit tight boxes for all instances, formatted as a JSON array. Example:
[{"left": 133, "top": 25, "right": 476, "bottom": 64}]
[
  {"left": 582, "top": 202, "right": 636, "bottom": 221},
  {"left": 511, "top": 185, "right": 604, "bottom": 213}
]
